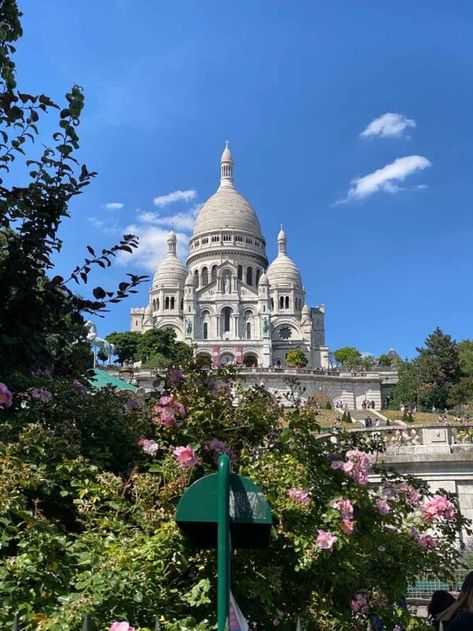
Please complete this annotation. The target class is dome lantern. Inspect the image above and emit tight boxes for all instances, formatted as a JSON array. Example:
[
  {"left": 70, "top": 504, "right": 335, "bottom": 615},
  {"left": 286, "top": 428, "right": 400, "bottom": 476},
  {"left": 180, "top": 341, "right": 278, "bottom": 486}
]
[{"left": 220, "top": 140, "right": 233, "bottom": 186}]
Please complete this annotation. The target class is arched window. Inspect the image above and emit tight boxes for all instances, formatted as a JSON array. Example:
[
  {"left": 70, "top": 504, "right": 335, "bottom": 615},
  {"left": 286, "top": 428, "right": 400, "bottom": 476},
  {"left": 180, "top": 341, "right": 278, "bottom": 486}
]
[
  {"left": 152, "top": 299, "right": 156, "bottom": 311},
  {"left": 246, "top": 267, "right": 253, "bottom": 286},
  {"left": 201, "top": 267, "right": 208, "bottom": 286},
  {"left": 279, "top": 296, "right": 284, "bottom": 309},
  {"left": 237, "top": 265, "right": 243, "bottom": 281},
  {"left": 256, "top": 269, "right": 261, "bottom": 285},
  {"left": 285, "top": 296, "right": 289, "bottom": 309},
  {"left": 245, "top": 309, "right": 252, "bottom": 319},
  {"left": 171, "top": 297, "right": 175, "bottom": 309},
  {"left": 194, "top": 270, "right": 199, "bottom": 288},
  {"left": 222, "top": 307, "right": 232, "bottom": 333},
  {"left": 211, "top": 265, "right": 217, "bottom": 281},
  {"left": 157, "top": 298, "right": 160, "bottom": 310},
  {"left": 203, "top": 322, "right": 208, "bottom": 340},
  {"left": 180, "top": 298, "right": 183, "bottom": 310},
  {"left": 165, "top": 297, "right": 170, "bottom": 309},
  {"left": 246, "top": 321, "right": 251, "bottom": 339},
  {"left": 271, "top": 298, "right": 274, "bottom": 309}
]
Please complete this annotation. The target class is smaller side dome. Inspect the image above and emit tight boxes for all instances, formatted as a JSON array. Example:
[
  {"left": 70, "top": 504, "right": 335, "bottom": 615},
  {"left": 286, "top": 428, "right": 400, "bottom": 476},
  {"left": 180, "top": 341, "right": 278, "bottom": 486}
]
[
  {"left": 185, "top": 271, "right": 194, "bottom": 286},
  {"left": 258, "top": 271, "right": 269, "bottom": 286},
  {"left": 267, "top": 229, "right": 302, "bottom": 288},
  {"left": 302, "top": 303, "right": 310, "bottom": 317},
  {"left": 152, "top": 230, "right": 187, "bottom": 288}
]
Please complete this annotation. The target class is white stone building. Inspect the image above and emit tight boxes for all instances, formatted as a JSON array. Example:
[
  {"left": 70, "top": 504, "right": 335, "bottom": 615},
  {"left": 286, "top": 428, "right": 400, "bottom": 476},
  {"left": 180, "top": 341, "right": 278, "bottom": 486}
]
[{"left": 130, "top": 143, "right": 329, "bottom": 369}]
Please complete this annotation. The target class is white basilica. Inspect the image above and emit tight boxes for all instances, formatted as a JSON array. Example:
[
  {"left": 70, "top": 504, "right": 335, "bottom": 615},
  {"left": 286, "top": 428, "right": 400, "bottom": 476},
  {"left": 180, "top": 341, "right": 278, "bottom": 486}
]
[{"left": 130, "top": 144, "right": 329, "bottom": 369}]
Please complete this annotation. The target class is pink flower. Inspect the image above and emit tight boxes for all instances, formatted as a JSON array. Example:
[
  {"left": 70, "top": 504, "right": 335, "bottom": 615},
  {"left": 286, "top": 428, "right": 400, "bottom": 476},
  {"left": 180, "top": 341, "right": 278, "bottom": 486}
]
[
  {"left": 422, "top": 496, "right": 455, "bottom": 522},
  {"left": 330, "top": 460, "right": 345, "bottom": 471},
  {"left": 30, "top": 387, "right": 52, "bottom": 403},
  {"left": 399, "top": 482, "right": 421, "bottom": 507},
  {"left": 376, "top": 499, "right": 390, "bottom": 516},
  {"left": 159, "top": 395, "right": 173, "bottom": 406},
  {"left": 331, "top": 498, "right": 354, "bottom": 520},
  {"left": 341, "top": 519, "right": 354, "bottom": 535},
  {"left": 315, "top": 530, "right": 338, "bottom": 550},
  {"left": 350, "top": 592, "right": 369, "bottom": 615},
  {"left": 173, "top": 445, "right": 198, "bottom": 470},
  {"left": 288, "top": 488, "right": 311, "bottom": 505},
  {"left": 109, "top": 623, "right": 136, "bottom": 631},
  {"left": 137, "top": 438, "right": 159, "bottom": 456},
  {"left": 153, "top": 395, "right": 187, "bottom": 428},
  {"left": 0, "top": 383, "right": 13, "bottom": 408},
  {"left": 419, "top": 534, "right": 438, "bottom": 549},
  {"left": 331, "top": 451, "right": 372, "bottom": 486}
]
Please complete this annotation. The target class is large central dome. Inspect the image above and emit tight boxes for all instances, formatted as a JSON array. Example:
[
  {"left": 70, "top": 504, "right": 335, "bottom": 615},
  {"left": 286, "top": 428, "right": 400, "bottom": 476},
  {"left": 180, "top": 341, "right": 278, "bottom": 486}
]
[{"left": 192, "top": 143, "right": 264, "bottom": 239}]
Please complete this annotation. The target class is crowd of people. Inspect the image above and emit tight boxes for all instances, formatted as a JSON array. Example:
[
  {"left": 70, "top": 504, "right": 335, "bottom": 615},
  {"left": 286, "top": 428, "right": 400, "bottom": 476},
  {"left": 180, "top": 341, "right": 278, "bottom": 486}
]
[{"left": 428, "top": 571, "right": 473, "bottom": 630}]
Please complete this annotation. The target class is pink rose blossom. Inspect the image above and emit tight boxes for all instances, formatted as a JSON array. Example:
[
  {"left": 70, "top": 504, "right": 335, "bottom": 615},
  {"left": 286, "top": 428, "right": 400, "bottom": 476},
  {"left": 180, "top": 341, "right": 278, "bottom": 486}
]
[
  {"left": 315, "top": 530, "right": 338, "bottom": 550},
  {"left": 173, "top": 445, "right": 198, "bottom": 470},
  {"left": 419, "top": 534, "right": 438, "bottom": 549},
  {"left": 399, "top": 482, "right": 421, "bottom": 507},
  {"left": 137, "top": 438, "right": 159, "bottom": 456},
  {"left": 422, "top": 496, "right": 455, "bottom": 523},
  {"left": 376, "top": 499, "right": 390, "bottom": 516},
  {"left": 350, "top": 592, "right": 369, "bottom": 615},
  {"left": 153, "top": 395, "right": 187, "bottom": 428},
  {"left": 109, "top": 623, "right": 136, "bottom": 631},
  {"left": 288, "top": 488, "right": 311, "bottom": 505},
  {"left": 159, "top": 395, "right": 173, "bottom": 406},
  {"left": 331, "top": 498, "right": 354, "bottom": 520},
  {"left": 331, "top": 451, "right": 371, "bottom": 486},
  {"left": 0, "top": 383, "right": 13, "bottom": 408},
  {"left": 341, "top": 519, "right": 354, "bottom": 535}
]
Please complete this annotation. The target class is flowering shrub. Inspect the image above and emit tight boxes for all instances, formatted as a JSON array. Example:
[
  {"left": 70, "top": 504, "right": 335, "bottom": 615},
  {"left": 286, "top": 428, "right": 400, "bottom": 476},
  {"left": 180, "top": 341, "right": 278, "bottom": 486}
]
[{"left": 0, "top": 361, "right": 469, "bottom": 630}]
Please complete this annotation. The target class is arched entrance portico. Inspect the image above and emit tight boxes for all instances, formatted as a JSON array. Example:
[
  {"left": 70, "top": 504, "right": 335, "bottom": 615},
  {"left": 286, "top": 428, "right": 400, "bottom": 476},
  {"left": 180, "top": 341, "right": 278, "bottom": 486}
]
[
  {"left": 196, "top": 352, "right": 212, "bottom": 367},
  {"left": 220, "top": 352, "right": 235, "bottom": 365},
  {"left": 243, "top": 353, "right": 258, "bottom": 367}
]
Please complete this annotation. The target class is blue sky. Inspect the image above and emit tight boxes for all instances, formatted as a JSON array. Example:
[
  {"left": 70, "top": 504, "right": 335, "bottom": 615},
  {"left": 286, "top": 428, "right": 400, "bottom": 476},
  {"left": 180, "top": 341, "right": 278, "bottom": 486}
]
[{"left": 15, "top": 0, "right": 473, "bottom": 357}]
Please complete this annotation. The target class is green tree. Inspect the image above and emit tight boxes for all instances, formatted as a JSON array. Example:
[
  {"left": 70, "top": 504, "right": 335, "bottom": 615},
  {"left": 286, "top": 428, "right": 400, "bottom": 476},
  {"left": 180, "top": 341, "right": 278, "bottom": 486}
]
[
  {"left": 136, "top": 328, "right": 193, "bottom": 366},
  {"left": 447, "top": 376, "right": 473, "bottom": 408},
  {"left": 416, "top": 327, "right": 461, "bottom": 409},
  {"left": 96, "top": 348, "right": 108, "bottom": 364},
  {"left": 334, "top": 346, "right": 362, "bottom": 369},
  {"left": 389, "top": 361, "right": 418, "bottom": 409},
  {"left": 0, "top": 1, "right": 146, "bottom": 385},
  {"left": 377, "top": 354, "right": 393, "bottom": 367},
  {"left": 106, "top": 331, "right": 140, "bottom": 364},
  {"left": 459, "top": 339, "right": 473, "bottom": 377},
  {"left": 285, "top": 348, "right": 308, "bottom": 367}
]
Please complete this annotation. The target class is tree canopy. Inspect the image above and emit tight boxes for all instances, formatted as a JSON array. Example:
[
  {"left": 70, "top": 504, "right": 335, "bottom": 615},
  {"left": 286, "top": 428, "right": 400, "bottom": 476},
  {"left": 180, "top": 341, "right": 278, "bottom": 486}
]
[
  {"left": 285, "top": 348, "right": 309, "bottom": 367},
  {"left": 334, "top": 346, "right": 362, "bottom": 369}
]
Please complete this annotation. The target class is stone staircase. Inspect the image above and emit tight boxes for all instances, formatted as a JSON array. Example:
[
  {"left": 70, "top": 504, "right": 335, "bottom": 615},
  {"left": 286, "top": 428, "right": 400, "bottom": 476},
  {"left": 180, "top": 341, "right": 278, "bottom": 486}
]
[{"left": 348, "top": 409, "right": 388, "bottom": 427}]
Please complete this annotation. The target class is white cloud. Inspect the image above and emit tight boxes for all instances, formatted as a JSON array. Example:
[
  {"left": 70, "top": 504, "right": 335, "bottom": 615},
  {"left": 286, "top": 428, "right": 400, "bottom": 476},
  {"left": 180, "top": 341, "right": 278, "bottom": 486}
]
[
  {"left": 115, "top": 205, "right": 199, "bottom": 271},
  {"left": 153, "top": 189, "right": 196, "bottom": 208},
  {"left": 360, "top": 113, "right": 416, "bottom": 139},
  {"left": 338, "top": 155, "right": 431, "bottom": 203},
  {"left": 103, "top": 202, "right": 124, "bottom": 211}
]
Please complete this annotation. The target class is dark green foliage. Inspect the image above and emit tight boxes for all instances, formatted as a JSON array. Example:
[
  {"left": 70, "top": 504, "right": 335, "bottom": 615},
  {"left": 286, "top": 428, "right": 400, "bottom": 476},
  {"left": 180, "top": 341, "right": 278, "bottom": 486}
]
[
  {"left": 447, "top": 376, "right": 473, "bottom": 408},
  {"left": 136, "top": 328, "right": 193, "bottom": 366},
  {"left": 105, "top": 331, "right": 140, "bottom": 364},
  {"left": 458, "top": 340, "right": 473, "bottom": 377}
]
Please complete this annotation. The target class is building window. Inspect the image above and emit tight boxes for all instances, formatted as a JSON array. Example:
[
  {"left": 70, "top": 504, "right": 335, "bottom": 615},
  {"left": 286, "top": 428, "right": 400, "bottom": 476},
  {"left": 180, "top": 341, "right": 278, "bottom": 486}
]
[
  {"left": 135, "top": 320, "right": 138, "bottom": 327},
  {"left": 246, "top": 267, "right": 253, "bottom": 286},
  {"left": 246, "top": 322, "right": 251, "bottom": 339},
  {"left": 195, "top": 240, "right": 200, "bottom": 247},
  {"left": 256, "top": 269, "right": 261, "bottom": 285},
  {"left": 202, "top": 237, "right": 208, "bottom": 244},
  {"left": 201, "top": 266, "right": 208, "bottom": 286},
  {"left": 271, "top": 298, "right": 274, "bottom": 309},
  {"left": 180, "top": 298, "right": 183, "bottom": 310},
  {"left": 237, "top": 265, "right": 242, "bottom": 281},
  {"left": 194, "top": 270, "right": 199, "bottom": 288},
  {"left": 152, "top": 299, "right": 156, "bottom": 310},
  {"left": 165, "top": 297, "right": 170, "bottom": 309},
  {"left": 171, "top": 297, "right": 175, "bottom": 309},
  {"left": 223, "top": 234, "right": 231, "bottom": 241},
  {"left": 211, "top": 265, "right": 217, "bottom": 281},
  {"left": 285, "top": 296, "right": 289, "bottom": 309},
  {"left": 279, "top": 326, "right": 292, "bottom": 340},
  {"left": 222, "top": 307, "right": 232, "bottom": 333},
  {"left": 211, "top": 235, "right": 220, "bottom": 242},
  {"left": 203, "top": 322, "right": 208, "bottom": 340},
  {"left": 246, "top": 237, "right": 253, "bottom": 244},
  {"left": 235, "top": 235, "right": 243, "bottom": 242},
  {"left": 157, "top": 298, "right": 160, "bottom": 310},
  {"left": 279, "top": 296, "right": 284, "bottom": 309}
]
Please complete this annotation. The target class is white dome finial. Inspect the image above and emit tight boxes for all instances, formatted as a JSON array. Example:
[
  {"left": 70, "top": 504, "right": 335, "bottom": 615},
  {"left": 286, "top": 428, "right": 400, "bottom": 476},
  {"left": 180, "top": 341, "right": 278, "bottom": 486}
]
[
  {"left": 277, "top": 226, "right": 287, "bottom": 254},
  {"left": 167, "top": 228, "right": 177, "bottom": 255},
  {"left": 220, "top": 140, "right": 233, "bottom": 186}
]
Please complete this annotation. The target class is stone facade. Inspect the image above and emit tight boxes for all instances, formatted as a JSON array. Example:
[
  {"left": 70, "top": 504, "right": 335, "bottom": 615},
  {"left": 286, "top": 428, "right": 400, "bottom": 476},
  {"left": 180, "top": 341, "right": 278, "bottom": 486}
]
[{"left": 130, "top": 143, "right": 329, "bottom": 369}]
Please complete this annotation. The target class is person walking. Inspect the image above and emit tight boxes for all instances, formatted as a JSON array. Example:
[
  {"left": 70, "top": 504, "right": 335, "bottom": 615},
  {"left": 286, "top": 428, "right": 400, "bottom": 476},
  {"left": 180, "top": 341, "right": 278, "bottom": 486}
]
[{"left": 438, "top": 571, "right": 473, "bottom": 629}]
